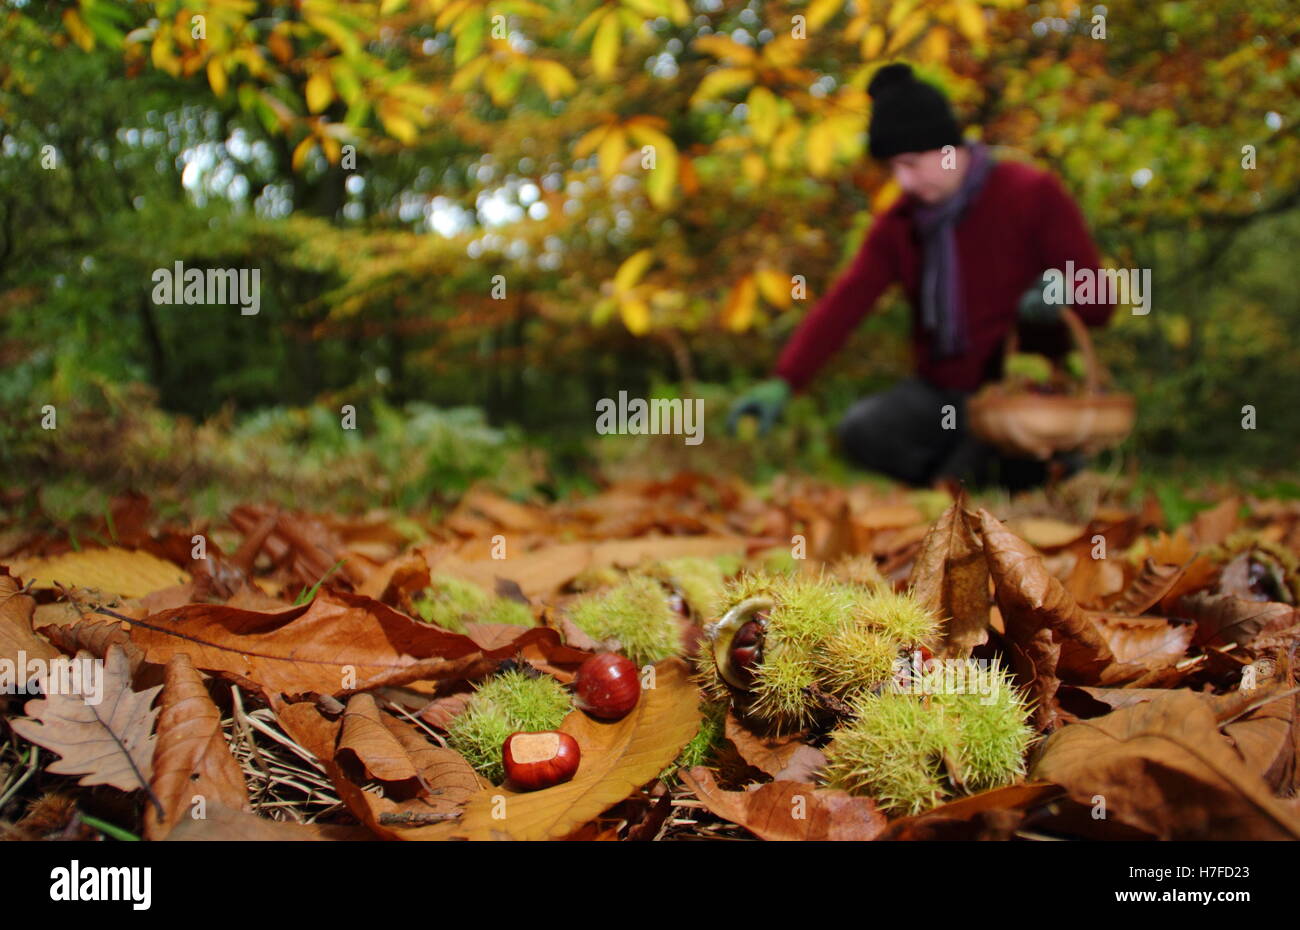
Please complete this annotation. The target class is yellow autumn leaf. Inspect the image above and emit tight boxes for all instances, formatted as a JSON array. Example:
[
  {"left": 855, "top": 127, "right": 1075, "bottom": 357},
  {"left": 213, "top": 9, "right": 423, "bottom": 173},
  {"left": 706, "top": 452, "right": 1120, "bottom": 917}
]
[
  {"left": 573, "top": 124, "right": 612, "bottom": 159},
  {"left": 953, "top": 0, "right": 987, "bottom": 44},
  {"left": 872, "top": 177, "right": 902, "bottom": 213},
  {"left": 614, "top": 249, "right": 655, "bottom": 292},
  {"left": 920, "top": 25, "right": 950, "bottom": 62},
  {"left": 805, "top": 119, "right": 837, "bottom": 177},
  {"left": 690, "top": 67, "right": 756, "bottom": 105},
  {"left": 759, "top": 34, "right": 804, "bottom": 69},
  {"left": 292, "top": 136, "right": 316, "bottom": 171},
  {"left": 206, "top": 58, "right": 228, "bottom": 97},
  {"left": 531, "top": 59, "right": 577, "bottom": 100},
  {"left": 693, "top": 35, "right": 757, "bottom": 65},
  {"left": 573, "top": 5, "right": 608, "bottom": 41},
  {"left": 306, "top": 69, "right": 333, "bottom": 113},
  {"left": 755, "top": 268, "right": 793, "bottom": 308},
  {"left": 620, "top": 296, "right": 652, "bottom": 334},
  {"left": 626, "top": 123, "right": 679, "bottom": 207},
  {"left": 806, "top": 0, "right": 845, "bottom": 30},
  {"left": 771, "top": 122, "right": 801, "bottom": 170},
  {"left": 450, "top": 56, "right": 489, "bottom": 93},
  {"left": 319, "top": 133, "right": 341, "bottom": 163},
  {"left": 885, "top": 11, "right": 927, "bottom": 53},
  {"left": 14, "top": 548, "right": 190, "bottom": 599},
  {"left": 597, "top": 128, "right": 629, "bottom": 180},
  {"left": 378, "top": 102, "right": 418, "bottom": 144},
  {"left": 721, "top": 275, "right": 759, "bottom": 332},
  {"left": 742, "top": 152, "right": 766, "bottom": 184},
  {"left": 592, "top": 12, "right": 621, "bottom": 78},
  {"left": 747, "top": 86, "right": 781, "bottom": 144},
  {"left": 862, "top": 24, "right": 886, "bottom": 58},
  {"left": 886, "top": 0, "right": 920, "bottom": 28},
  {"left": 62, "top": 10, "right": 96, "bottom": 51}
]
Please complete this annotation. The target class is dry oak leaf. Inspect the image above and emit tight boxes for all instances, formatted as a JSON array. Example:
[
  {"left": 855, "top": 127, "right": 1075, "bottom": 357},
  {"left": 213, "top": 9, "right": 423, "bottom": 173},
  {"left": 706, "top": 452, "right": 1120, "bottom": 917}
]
[
  {"left": 9, "top": 645, "right": 162, "bottom": 791},
  {"left": 144, "top": 652, "right": 252, "bottom": 840},
  {"left": 400, "top": 658, "right": 702, "bottom": 841},
  {"left": 975, "top": 508, "right": 1145, "bottom": 731},
  {"left": 1, "top": 567, "right": 60, "bottom": 666},
  {"left": 1030, "top": 689, "right": 1300, "bottom": 840},
  {"left": 679, "top": 767, "right": 887, "bottom": 841},
  {"left": 121, "top": 590, "right": 574, "bottom": 708},
  {"left": 910, "top": 494, "right": 989, "bottom": 658},
  {"left": 12, "top": 547, "right": 189, "bottom": 599}
]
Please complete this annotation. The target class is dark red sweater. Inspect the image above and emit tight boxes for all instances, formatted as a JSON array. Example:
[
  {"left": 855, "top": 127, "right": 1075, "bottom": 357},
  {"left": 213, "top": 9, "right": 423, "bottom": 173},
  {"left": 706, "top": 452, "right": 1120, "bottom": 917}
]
[{"left": 774, "top": 159, "right": 1115, "bottom": 393}]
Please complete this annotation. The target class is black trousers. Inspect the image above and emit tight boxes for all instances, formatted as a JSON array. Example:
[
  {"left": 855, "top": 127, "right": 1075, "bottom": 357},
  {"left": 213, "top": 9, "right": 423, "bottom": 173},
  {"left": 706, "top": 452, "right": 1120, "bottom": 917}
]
[{"left": 836, "top": 376, "right": 1057, "bottom": 492}]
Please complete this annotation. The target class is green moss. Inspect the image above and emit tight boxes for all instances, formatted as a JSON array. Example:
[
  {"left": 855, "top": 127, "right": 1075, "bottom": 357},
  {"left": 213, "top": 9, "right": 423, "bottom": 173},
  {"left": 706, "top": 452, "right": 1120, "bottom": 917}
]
[
  {"left": 660, "top": 699, "right": 729, "bottom": 783},
  {"left": 445, "top": 669, "right": 572, "bottom": 783},
  {"left": 566, "top": 575, "right": 681, "bottom": 666},
  {"left": 412, "top": 574, "right": 533, "bottom": 632}
]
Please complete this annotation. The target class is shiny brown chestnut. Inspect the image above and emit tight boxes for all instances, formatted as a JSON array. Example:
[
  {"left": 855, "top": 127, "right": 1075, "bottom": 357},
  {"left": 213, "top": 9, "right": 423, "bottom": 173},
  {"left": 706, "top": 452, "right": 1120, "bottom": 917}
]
[
  {"left": 572, "top": 653, "right": 641, "bottom": 720},
  {"left": 728, "top": 618, "right": 764, "bottom": 683},
  {"left": 502, "top": 731, "right": 580, "bottom": 790}
]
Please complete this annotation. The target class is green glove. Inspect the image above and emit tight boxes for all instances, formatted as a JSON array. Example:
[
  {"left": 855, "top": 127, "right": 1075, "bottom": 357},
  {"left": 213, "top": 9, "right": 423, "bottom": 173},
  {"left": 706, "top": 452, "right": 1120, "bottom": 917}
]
[
  {"left": 1017, "top": 277, "right": 1063, "bottom": 325},
  {"left": 727, "top": 378, "right": 791, "bottom": 437}
]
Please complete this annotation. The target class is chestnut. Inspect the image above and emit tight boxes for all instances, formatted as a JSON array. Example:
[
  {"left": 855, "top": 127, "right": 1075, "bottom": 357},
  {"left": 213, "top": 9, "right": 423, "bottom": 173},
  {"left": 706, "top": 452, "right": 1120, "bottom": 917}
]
[
  {"left": 728, "top": 618, "right": 764, "bottom": 683},
  {"left": 572, "top": 653, "right": 641, "bottom": 720},
  {"left": 502, "top": 731, "right": 580, "bottom": 790}
]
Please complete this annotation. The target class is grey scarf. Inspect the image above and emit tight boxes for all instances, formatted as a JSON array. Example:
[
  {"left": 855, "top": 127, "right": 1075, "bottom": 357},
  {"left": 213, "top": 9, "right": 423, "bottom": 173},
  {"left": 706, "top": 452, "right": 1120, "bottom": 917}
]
[{"left": 912, "top": 142, "right": 994, "bottom": 358}]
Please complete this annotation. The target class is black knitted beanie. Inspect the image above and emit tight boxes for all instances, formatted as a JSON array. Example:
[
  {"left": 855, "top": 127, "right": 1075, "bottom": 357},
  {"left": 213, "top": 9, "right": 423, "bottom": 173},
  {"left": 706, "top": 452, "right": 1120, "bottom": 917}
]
[{"left": 867, "top": 63, "right": 963, "bottom": 159}]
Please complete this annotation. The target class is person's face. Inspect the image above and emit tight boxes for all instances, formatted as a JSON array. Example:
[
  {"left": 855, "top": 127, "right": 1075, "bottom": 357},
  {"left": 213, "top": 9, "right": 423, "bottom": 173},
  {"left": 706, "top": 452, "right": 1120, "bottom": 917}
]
[{"left": 887, "top": 148, "right": 963, "bottom": 204}]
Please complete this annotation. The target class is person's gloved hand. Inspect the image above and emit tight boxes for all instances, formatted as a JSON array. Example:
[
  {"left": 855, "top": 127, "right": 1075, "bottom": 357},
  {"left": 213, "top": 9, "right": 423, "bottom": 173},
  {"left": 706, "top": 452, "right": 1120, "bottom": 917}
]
[
  {"left": 726, "top": 378, "right": 791, "bottom": 436},
  {"left": 1017, "top": 278, "right": 1062, "bottom": 325}
]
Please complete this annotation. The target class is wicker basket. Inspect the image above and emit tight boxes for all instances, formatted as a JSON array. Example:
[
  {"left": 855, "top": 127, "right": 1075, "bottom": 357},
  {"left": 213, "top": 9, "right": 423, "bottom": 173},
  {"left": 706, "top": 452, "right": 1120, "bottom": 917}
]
[{"left": 967, "top": 307, "right": 1135, "bottom": 461}]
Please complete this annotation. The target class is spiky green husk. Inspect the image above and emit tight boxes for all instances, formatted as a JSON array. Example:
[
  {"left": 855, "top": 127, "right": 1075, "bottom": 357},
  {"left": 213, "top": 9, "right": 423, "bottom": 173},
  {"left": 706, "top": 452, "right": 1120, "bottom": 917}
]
[
  {"left": 566, "top": 575, "right": 681, "bottom": 666},
  {"left": 412, "top": 574, "right": 533, "bottom": 632},
  {"left": 821, "top": 689, "right": 952, "bottom": 816},
  {"left": 813, "top": 624, "right": 899, "bottom": 701},
  {"left": 568, "top": 564, "right": 623, "bottom": 593},
  {"left": 928, "top": 665, "right": 1037, "bottom": 790},
  {"left": 756, "top": 546, "right": 799, "bottom": 575},
  {"left": 831, "top": 555, "right": 888, "bottom": 591},
  {"left": 821, "top": 662, "right": 1036, "bottom": 815},
  {"left": 445, "top": 669, "right": 572, "bottom": 783},
  {"left": 862, "top": 588, "right": 940, "bottom": 647},
  {"left": 642, "top": 556, "right": 732, "bottom": 620}
]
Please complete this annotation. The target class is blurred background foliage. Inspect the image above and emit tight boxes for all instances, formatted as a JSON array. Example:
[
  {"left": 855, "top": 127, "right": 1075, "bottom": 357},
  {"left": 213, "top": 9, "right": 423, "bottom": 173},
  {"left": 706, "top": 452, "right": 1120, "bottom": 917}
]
[{"left": 1, "top": 0, "right": 1298, "bottom": 519}]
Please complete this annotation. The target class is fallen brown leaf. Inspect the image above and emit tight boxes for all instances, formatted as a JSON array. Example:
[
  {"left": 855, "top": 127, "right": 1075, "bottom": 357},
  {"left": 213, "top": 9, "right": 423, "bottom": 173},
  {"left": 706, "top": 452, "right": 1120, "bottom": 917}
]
[
  {"left": 679, "top": 767, "right": 887, "bottom": 841},
  {"left": 1030, "top": 689, "right": 1300, "bottom": 839},
  {"left": 144, "top": 653, "right": 252, "bottom": 839}
]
